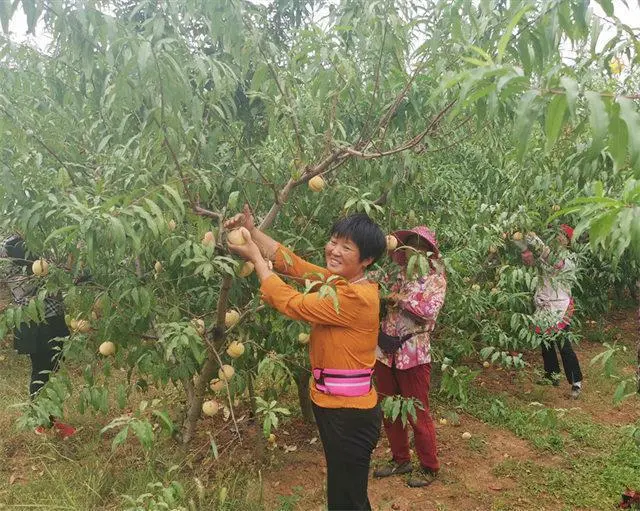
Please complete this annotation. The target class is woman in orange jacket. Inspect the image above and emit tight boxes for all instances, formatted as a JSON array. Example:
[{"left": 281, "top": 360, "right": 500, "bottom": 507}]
[{"left": 226, "top": 204, "right": 386, "bottom": 511}]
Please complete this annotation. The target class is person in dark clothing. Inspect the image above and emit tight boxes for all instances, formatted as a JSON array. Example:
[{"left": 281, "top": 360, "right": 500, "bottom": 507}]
[{"left": 1, "top": 234, "right": 76, "bottom": 437}]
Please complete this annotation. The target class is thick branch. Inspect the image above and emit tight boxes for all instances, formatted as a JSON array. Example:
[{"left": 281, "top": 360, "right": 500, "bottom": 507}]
[
  {"left": 192, "top": 205, "right": 222, "bottom": 220},
  {"left": 345, "top": 100, "right": 457, "bottom": 159},
  {"left": 256, "top": 46, "right": 305, "bottom": 158},
  {"left": 358, "top": 22, "right": 388, "bottom": 144}
]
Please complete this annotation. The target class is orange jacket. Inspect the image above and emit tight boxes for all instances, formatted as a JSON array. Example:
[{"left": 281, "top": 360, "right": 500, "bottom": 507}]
[{"left": 260, "top": 245, "right": 379, "bottom": 409}]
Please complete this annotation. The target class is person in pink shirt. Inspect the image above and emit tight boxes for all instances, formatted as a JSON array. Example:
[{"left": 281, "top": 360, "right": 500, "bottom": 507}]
[{"left": 373, "top": 226, "right": 446, "bottom": 488}]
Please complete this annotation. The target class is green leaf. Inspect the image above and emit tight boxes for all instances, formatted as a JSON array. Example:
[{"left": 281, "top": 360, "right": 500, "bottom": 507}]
[
  {"left": 282, "top": 250, "right": 293, "bottom": 267},
  {"left": 152, "top": 410, "right": 176, "bottom": 434},
  {"left": 496, "top": 5, "right": 532, "bottom": 64},
  {"left": 43, "top": 225, "right": 78, "bottom": 247},
  {"left": 560, "top": 77, "right": 578, "bottom": 120},
  {"left": 23, "top": 0, "right": 40, "bottom": 34},
  {"left": 131, "top": 206, "right": 160, "bottom": 237},
  {"left": 112, "top": 426, "right": 129, "bottom": 451},
  {"left": 0, "top": 0, "right": 11, "bottom": 33},
  {"left": 391, "top": 398, "right": 401, "bottom": 422},
  {"left": 106, "top": 216, "right": 127, "bottom": 247},
  {"left": 227, "top": 191, "right": 240, "bottom": 210},
  {"left": 585, "top": 91, "right": 608, "bottom": 156},
  {"left": 596, "top": 0, "right": 614, "bottom": 16},
  {"left": 116, "top": 384, "right": 127, "bottom": 410},
  {"left": 97, "top": 134, "right": 112, "bottom": 153},
  {"left": 544, "top": 94, "right": 567, "bottom": 153},
  {"left": 209, "top": 434, "right": 219, "bottom": 459},
  {"left": 131, "top": 419, "right": 154, "bottom": 450},
  {"left": 461, "top": 57, "right": 489, "bottom": 67},
  {"left": 590, "top": 210, "right": 618, "bottom": 248},
  {"left": 613, "top": 380, "right": 627, "bottom": 404},
  {"left": 143, "top": 198, "right": 165, "bottom": 223},
  {"left": 138, "top": 41, "right": 152, "bottom": 71},
  {"left": 162, "top": 185, "right": 186, "bottom": 215},
  {"left": 618, "top": 98, "right": 640, "bottom": 176},
  {"left": 608, "top": 112, "right": 628, "bottom": 171},
  {"left": 263, "top": 415, "right": 272, "bottom": 437},
  {"left": 407, "top": 253, "right": 417, "bottom": 279},
  {"left": 513, "top": 91, "right": 539, "bottom": 162},
  {"left": 517, "top": 37, "right": 532, "bottom": 75},
  {"left": 468, "top": 45, "right": 494, "bottom": 65},
  {"left": 630, "top": 213, "right": 640, "bottom": 256}
]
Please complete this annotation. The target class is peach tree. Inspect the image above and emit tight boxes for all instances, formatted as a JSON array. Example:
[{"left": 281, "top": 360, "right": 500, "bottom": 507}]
[{"left": 0, "top": 0, "right": 639, "bottom": 445}]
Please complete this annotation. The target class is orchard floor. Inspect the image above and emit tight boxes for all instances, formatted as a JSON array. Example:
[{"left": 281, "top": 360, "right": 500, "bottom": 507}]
[
  {"left": 260, "top": 308, "right": 640, "bottom": 511},
  {"left": 0, "top": 305, "right": 639, "bottom": 510}
]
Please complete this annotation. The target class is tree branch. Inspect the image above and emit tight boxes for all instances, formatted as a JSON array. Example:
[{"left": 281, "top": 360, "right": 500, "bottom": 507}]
[
  {"left": 253, "top": 39, "right": 304, "bottom": 158},
  {"left": 358, "top": 21, "right": 388, "bottom": 145},
  {"left": 192, "top": 205, "right": 222, "bottom": 220}
]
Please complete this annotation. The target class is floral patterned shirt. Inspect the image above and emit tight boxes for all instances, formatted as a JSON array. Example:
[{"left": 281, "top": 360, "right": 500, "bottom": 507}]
[{"left": 376, "top": 271, "right": 447, "bottom": 369}]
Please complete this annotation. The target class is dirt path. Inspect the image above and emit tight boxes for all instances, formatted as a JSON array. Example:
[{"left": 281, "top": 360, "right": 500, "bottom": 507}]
[
  {"left": 261, "top": 309, "right": 639, "bottom": 511},
  {"left": 261, "top": 413, "right": 564, "bottom": 511}
]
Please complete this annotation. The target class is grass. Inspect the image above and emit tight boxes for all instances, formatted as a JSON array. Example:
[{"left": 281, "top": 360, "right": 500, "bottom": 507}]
[
  {"left": 1, "top": 311, "right": 640, "bottom": 510},
  {"left": 0, "top": 344, "right": 273, "bottom": 511},
  {"left": 432, "top": 337, "right": 640, "bottom": 511}
]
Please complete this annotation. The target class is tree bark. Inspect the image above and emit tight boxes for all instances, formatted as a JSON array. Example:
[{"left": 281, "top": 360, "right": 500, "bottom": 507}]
[
  {"left": 247, "top": 369, "right": 257, "bottom": 419},
  {"left": 182, "top": 354, "right": 219, "bottom": 444},
  {"left": 182, "top": 275, "right": 233, "bottom": 443},
  {"left": 293, "top": 366, "right": 315, "bottom": 423}
]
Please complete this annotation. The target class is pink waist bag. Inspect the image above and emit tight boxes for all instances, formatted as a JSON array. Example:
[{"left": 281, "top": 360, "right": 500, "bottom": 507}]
[{"left": 312, "top": 368, "right": 373, "bottom": 397}]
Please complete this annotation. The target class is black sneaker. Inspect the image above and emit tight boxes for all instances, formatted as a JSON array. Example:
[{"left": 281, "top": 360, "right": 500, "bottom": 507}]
[
  {"left": 407, "top": 467, "right": 438, "bottom": 488},
  {"left": 373, "top": 460, "right": 412, "bottom": 478}
]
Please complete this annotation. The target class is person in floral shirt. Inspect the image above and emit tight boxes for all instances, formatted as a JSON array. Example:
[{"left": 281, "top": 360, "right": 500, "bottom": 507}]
[{"left": 373, "top": 226, "right": 446, "bottom": 488}]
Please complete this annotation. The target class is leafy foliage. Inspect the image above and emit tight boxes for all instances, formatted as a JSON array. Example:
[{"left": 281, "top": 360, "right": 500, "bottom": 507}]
[{"left": 0, "top": 0, "right": 639, "bottom": 444}]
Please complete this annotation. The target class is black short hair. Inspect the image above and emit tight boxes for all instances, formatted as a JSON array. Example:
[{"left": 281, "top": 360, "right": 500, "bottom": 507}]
[{"left": 330, "top": 213, "right": 386, "bottom": 266}]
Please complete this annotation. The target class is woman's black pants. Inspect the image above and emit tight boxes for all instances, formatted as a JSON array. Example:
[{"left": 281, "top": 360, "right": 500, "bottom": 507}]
[
  {"left": 312, "top": 403, "right": 381, "bottom": 511},
  {"left": 541, "top": 330, "right": 583, "bottom": 384}
]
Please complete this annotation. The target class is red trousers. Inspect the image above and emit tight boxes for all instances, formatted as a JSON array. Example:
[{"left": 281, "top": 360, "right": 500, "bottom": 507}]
[{"left": 374, "top": 361, "right": 439, "bottom": 472}]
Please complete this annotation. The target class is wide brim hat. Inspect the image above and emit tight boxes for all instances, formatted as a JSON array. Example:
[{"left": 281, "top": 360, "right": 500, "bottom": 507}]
[{"left": 390, "top": 226, "right": 439, "bottom": 266}]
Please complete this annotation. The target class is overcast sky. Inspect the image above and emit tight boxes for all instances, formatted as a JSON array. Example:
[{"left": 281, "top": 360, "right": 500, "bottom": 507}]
[{"left": 5, "top": 1, "right": 640, "bottom": 53}]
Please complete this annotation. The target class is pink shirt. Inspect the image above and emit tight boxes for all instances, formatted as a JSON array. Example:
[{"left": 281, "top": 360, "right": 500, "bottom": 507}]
[{"left": 376, "top": 271, "right": 447, "bottom": 370}]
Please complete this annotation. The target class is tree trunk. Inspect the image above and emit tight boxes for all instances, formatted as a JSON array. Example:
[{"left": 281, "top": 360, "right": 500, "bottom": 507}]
[
  {"left": 182, "top": 276, "right": 234, "bottom": 443},
  {"left": 247, "top": 369, "right": 257, "bottom": 419},
  {"left": 182, "top": 354, "right": 219, "bottom": 444},
  {"left": 294, "top": 367, "right": 315, "bottom": 423}
]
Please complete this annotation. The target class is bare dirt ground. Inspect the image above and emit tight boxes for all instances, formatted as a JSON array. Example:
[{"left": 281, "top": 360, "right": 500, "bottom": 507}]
[{"left": 260, "top": 308, "right": 640, "bottom": 511}]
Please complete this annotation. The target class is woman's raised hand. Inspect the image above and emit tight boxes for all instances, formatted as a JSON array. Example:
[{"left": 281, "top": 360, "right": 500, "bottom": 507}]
[
  {"left": 227, "top": 227, "right": 261, "bottom": 262},
  {"left": 224, "top": 203, "right": 256, "bottom": 232}
]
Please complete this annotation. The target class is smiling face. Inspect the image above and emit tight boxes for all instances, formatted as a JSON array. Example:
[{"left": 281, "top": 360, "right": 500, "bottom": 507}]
[{"left": 324, "top": 235, "right": 373, "bottom": 280}]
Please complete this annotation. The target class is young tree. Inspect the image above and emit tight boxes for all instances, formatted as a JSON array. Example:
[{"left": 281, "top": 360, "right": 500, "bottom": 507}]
[{"left": 0, "top": 0, "right": 638, "bottom": 443}]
